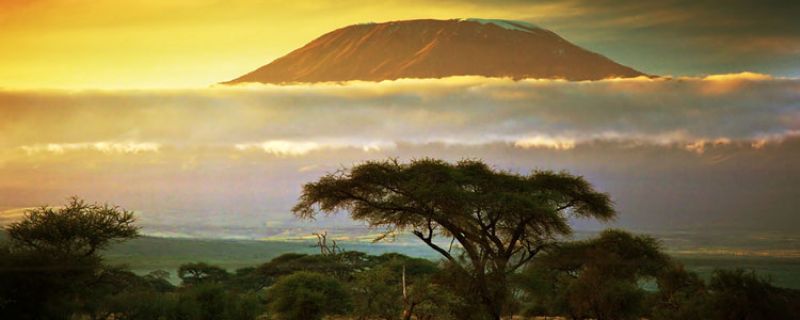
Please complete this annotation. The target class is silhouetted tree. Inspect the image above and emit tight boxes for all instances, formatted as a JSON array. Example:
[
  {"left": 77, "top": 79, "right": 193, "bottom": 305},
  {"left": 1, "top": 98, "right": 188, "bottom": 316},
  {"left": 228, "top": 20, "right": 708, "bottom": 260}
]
[
  {"left": 6, "top": 196, "right": 139, "bottom": 257},
  {"left": 293, "top": 159, "right": 615, "bottom": 320},
  {"left": 142, "top": 269, "right": 176, "bottom": 292},
  {"left": 0, "top": 197, "right": 140, "bottom": 319},
  {"left": 178, "top": 262, "right": 231, "bottom": 286}
]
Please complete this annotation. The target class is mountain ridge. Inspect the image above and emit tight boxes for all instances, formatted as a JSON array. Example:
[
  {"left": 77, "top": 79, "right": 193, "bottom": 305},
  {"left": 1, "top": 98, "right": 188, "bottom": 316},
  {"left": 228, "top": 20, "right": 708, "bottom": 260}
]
[{"left": 224, "top": 18, "right": 647, "bottom": 84}]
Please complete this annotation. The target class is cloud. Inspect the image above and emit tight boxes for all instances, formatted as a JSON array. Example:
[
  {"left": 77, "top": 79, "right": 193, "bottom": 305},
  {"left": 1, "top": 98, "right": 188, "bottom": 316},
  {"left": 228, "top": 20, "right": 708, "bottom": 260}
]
[
  {"left": 19, "top": 141, "right": 160, "bottom": 155},
  {"left": 1, "top": 73, "right": 798, "bottom": 154},
  {"left": 1, "top": 74, "right": 799, "bottom": 232},
  {"left": 234, "top": 140, "right": 392, "bottom": 156},
  {"left": 514, "top": 136, "right": 576, "bottom": 150},
  {"left": 0, "top": 207, "right": 32, "bottom": 226}
]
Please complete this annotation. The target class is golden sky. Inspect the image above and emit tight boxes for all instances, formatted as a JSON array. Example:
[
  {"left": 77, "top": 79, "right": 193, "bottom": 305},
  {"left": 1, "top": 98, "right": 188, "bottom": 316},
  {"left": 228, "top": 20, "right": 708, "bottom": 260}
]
[
  {"left": 0, "top": 0, "right": 546, "bottom": 89},
  {"left": 3, "top": 0, "right": 797, "bottom": 89}
]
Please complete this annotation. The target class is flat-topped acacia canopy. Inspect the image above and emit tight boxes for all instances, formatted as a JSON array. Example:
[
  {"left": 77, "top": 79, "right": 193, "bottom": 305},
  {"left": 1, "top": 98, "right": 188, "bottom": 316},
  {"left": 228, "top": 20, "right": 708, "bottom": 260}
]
[{"left": 293, "top": 158, "right": 615, "bottom": 320}]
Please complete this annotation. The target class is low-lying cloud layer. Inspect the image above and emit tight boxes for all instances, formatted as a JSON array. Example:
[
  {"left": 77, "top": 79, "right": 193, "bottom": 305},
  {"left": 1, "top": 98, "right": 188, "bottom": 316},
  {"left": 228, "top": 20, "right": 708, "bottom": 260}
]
[
  {"left": 3, "top": 73, "right": 798, "bottom": 151},
  {"left": 1, "top": 74, "right": 799, "bottom": 234}
]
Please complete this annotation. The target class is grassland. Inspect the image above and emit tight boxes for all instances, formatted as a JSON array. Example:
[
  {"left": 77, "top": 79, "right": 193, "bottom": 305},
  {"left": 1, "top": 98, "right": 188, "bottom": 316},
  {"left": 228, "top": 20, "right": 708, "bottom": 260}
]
[
  {"left": 3, "top": 227, "right": 797, "bottom": 288},
  {"left": 96, "top": 235, "right": 800, "bottom": 289}
]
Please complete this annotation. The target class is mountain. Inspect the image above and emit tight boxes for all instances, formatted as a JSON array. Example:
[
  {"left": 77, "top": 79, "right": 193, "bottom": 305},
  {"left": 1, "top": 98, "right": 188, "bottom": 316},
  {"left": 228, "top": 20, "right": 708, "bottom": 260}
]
[{"left": 224, "top": 18, "right": 646, "bottom": 84}]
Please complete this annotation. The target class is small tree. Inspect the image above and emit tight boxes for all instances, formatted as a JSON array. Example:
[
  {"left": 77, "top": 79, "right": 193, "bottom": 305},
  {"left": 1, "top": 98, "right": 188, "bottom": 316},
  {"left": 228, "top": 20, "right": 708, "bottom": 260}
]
[
  {"left": 266, "top": 271, "right": 351, "bottom": 320},
  {"left": 7, "top": 196, "right": 139, "bottom": 257},
  {"left": 293, "top": 159, "right": 614, "bottom": 319},
  {"left": 1, "top": 197, "right": 140, "bottom": 319},
  {"left": 177, "top": 262, "right": 231, "bottom": 286},
  {"left": 255, "top": 253, "right": 358, "bottom": 285}
]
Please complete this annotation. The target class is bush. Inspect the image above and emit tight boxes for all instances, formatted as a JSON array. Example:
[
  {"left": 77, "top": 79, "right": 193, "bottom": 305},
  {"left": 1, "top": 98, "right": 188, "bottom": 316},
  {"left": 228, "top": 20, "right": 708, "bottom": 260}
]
[
  {"left": 266, "top": 271, "right": 351, "bottom": 320},
  {"left": 709, "top": 269, "right": 795, "bottom": 320},
  {"left": 649, "top": 264, "right": 711, "bottom": 320},
  {"left": 518, "top": 230, "right": 669, "bottom": 320},
  {"left": 105, "top": 290, "right": 173, "bottom": 320},
  {"left": 351, "top": 266, "right": 402, "bottom": 319}
]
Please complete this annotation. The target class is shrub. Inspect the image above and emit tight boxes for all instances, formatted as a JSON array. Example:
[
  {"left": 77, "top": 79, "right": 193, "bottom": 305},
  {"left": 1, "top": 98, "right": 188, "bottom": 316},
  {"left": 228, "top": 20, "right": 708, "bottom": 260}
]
[{"left": 266, "top": 271, "right": 351, "bottom": 320}]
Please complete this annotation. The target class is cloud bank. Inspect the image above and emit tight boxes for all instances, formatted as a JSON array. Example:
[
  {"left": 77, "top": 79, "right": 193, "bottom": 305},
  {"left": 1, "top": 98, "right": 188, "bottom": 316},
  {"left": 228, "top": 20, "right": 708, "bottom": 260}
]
[
  {"left": 1, "top": 74, "right": 799, "bottom": 234},
  {"left": 2, "top": 73, "right": 798, "bottom": 152}
]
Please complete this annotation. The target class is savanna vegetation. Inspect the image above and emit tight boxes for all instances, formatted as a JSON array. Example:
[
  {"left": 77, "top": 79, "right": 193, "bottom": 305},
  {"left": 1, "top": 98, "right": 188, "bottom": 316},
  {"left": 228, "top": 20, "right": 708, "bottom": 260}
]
[{"left": 1, "top": 159, "right": 798, "bottom": 319}]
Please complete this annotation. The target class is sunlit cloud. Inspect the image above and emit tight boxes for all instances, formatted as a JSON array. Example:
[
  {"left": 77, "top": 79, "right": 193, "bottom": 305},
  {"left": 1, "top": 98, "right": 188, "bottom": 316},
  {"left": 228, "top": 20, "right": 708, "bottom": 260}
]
[
  {"left": 19, "top": 141, "right": 161, "bottom": 155},
  {"left": 702, "top": 72, "right": 774, "bottom": 82},
  {"left": 235, "top": 140, "right": 322, "bottom": 156},
  {"left": 0, "top": 207, "right": 32, "bottom": 226},
  {"left": 2, "top": 73, "right": 798, "bottom": 156},
  {"left": 514, "top": 136, "right": 576, "bottom": 150},
  {"left": 2, "top": 74, "right": 800, "bottom": 231},
  {"left": 684, "top": 138, "right": 731, "bottom": 155},
  {"left": 234, "top": 140, "right": 395, "bottom": 156}
]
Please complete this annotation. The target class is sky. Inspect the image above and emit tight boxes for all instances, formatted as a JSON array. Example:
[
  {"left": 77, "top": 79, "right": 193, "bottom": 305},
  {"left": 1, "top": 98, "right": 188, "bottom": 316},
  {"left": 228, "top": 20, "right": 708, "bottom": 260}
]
[
  {"left": 1, "top": 1, "right": 799, "bottom": 237},
  {"left": 0, "top": 0, "right": 798, "bottom": 89}
]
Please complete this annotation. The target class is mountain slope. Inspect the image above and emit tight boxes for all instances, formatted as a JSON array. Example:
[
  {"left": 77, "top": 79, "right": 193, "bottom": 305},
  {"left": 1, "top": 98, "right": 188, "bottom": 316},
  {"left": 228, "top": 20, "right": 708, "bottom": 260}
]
[{"left": 224, "top": 18, "right": 646, "bottom": 84}]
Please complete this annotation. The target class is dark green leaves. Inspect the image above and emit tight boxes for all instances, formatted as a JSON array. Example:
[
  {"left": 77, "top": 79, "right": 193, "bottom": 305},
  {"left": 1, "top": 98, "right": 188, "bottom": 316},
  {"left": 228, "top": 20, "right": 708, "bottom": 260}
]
[{"left": 7, "top": 197, "right": 139, "bottom": 257}]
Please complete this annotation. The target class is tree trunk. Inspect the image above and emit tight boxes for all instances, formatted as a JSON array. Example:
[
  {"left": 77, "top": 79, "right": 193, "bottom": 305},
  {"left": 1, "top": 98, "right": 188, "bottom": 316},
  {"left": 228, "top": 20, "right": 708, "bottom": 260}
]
[
  {"left": 401, "top": 265, "right": 416, "bottom": 320},
  {"left": 402, "top": 302, "right": 417, "bottom": 320},
  {"left": 475, "top": 271, "right": 504, "bottom": 320}
]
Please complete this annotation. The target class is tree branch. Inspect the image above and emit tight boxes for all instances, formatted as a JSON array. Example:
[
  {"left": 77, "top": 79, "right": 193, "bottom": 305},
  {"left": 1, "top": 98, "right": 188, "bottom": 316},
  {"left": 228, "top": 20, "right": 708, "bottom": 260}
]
[{"left": 412, "top": 229, "right": 456, "bottom": 263}]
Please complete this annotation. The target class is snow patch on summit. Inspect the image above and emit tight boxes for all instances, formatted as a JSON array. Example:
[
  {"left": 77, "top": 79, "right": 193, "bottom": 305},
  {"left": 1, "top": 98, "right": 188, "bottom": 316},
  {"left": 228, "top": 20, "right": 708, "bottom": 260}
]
[{"left": 462, "top": 18, "right": 539, "bottom": 33}]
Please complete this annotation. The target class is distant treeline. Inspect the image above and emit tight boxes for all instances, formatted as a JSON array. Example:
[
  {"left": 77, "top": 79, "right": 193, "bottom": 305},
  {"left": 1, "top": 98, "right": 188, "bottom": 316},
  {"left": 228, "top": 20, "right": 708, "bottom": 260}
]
[
  {"left": 2, "top": 159, "right": 800, "bottom": 319},
  {"left": 0, "top": 199, "right": 797, "bottom": 320}
]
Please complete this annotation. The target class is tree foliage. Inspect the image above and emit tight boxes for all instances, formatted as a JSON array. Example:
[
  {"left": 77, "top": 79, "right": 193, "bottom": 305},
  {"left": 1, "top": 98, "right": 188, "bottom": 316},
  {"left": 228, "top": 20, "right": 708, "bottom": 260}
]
[
  {"left": 6, "top": 196, "right": 139, "bottom": 257},
  {"left": 649, "top": 264, "right": 711, "bottom": 320},
  {"left": 293, "top": 158, "right": 615, "bottom": 319},
  {"left": 3, "top": 190, "right": 797, "bottom": 319},
  {"left": 178, "top": 262, "right": 231, "bottom": 286},
  {"left": 708, "top": 269, "right": 796, "bottom": 320},
  {"left": 519, "top": 230, "right": 669, "bottom": 320},
  {"left": 349, "top": 254, "right": 444, "bottom": 320},
  {"left": 266, "top": 271, "right": 351, "bottom": 320},
  {"left": 0, "top": 197, "right": 140, "bottom": 319}
]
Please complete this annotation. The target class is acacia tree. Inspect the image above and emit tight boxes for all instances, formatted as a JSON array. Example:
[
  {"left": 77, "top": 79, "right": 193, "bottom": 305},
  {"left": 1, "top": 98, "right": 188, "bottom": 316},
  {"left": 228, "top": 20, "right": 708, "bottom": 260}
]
[
  {"left": 7, "top": 196, "right": 139, "bottom": 257},
  {"left": 292, "top": 158, "right": 615, "bottom": 320},
  {"left": 177, "top": 262, "right": 231, "bottom": 286},
  {"left": 1, "top": 197, "right": 140, "bottom": 319}
]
